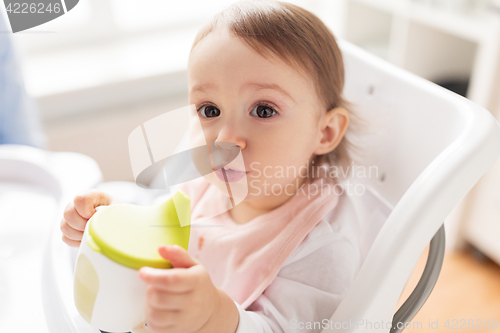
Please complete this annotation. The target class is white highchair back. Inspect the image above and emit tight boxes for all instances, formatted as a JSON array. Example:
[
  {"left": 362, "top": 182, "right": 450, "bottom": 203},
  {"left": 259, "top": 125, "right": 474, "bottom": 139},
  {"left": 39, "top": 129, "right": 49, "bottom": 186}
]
[{"left": 321, "top": 40, "right": 500, "bottom": 333}]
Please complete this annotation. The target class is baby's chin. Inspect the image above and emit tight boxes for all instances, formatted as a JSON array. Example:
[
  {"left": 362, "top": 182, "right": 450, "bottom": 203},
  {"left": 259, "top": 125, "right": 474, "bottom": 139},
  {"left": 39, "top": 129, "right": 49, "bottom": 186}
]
[
  {"left": 203, "top": 173, "right": 250, "bottom": 203},
  {"left": 203, "top": 173, "right": 305, "bottom": 205}
]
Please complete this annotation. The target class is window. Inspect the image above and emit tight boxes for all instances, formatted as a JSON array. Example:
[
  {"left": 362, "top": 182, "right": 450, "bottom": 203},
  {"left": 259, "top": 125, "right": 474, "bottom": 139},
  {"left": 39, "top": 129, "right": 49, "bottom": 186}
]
[{"left": 12, "top": 0, "right": 329, "bottom": 56}]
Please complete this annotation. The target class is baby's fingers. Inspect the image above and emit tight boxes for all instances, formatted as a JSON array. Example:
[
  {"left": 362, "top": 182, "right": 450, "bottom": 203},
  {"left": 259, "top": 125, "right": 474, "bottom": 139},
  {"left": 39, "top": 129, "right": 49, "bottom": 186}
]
[
  {"left": 60, "top": 218, "right": 84, "bottom": 240},
  {"left": 73, "top": 190, "right": 114, "bottom": 220},
  {"left": 146, "top": 287, "right": 188, "bottom": 311},
  {"left": 61, "top": 234, "right": 81, "bottom": 247},
  {"left": 139, "top": 267, "right": 197, "bottom": 294},
  {"left": 63, "top": 201, "right": 88, "bottom": 231}
]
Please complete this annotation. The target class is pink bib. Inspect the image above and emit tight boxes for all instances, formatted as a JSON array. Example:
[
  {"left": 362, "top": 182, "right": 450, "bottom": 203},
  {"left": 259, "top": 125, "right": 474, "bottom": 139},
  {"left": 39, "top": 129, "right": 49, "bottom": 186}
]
[{"left": 180, "top": 176, "right": 340, "bottom": 309}]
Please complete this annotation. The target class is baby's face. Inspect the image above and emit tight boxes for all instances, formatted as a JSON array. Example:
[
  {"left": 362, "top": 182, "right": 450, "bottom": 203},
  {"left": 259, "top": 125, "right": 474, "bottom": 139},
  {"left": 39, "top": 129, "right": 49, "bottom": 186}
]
[{"left": 188, "top": 29, "right": 324, "bottom": 206}]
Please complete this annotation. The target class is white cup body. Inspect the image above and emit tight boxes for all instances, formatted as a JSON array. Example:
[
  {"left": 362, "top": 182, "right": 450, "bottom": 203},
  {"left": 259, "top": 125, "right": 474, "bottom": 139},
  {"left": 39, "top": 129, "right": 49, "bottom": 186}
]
[{"left": 74, "top": 220, "right": 149, "bottom": 332}]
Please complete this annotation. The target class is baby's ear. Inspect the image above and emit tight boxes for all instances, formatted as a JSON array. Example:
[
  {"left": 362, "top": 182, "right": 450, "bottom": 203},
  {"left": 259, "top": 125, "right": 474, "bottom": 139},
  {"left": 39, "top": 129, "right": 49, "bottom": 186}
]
[{"left": 314, "top": 107, "right": 349, "bottom": 155}]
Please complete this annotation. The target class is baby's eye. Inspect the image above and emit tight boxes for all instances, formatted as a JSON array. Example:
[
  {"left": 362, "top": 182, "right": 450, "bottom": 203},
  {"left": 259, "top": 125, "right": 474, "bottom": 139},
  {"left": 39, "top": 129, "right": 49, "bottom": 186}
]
[
  {"left": 198, "top": 105, "right": 221, "bottom": 118},
  {"left": 251, "top": 104, "right": 276, "bottom": 118}
]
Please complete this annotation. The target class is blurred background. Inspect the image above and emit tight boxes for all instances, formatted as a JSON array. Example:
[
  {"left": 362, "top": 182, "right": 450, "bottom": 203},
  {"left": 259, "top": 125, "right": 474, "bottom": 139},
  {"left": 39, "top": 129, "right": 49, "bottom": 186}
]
[
  {"left": 3, "top": 0, "right": 500, "bottom": 330},
  {"left": 9, "top": 0, "right": 500, "bottom": 181}
]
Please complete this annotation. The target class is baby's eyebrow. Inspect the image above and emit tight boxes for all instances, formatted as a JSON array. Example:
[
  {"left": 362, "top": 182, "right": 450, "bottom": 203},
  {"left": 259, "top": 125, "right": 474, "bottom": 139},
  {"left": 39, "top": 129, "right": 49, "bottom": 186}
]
[
  {"left": 190, "top": 82, "right": 216, "bottom": 94},
  {"left": 243, "top": 82, "right": 295, "bottom": 103},
  {"left": 190, "top": 81, "right": 295, "bottom": 103}
]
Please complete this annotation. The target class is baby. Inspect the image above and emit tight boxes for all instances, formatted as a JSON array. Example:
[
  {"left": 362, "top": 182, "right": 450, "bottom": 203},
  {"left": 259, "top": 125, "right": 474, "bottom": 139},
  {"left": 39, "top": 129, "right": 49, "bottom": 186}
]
[{"left": 60, "top": 1, "right": 362, "bottom": 332}]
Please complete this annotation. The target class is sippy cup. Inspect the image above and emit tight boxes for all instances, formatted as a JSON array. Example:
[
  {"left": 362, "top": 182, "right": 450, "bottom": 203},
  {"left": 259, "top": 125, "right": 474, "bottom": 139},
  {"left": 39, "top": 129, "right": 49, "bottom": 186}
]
[{"left": 73, "top": 190, "right": 191, "bottom": 333}]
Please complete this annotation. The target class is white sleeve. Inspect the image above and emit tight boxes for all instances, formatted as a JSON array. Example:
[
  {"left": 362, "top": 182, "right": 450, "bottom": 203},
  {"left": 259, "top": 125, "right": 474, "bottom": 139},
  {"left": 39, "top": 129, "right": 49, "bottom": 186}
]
[{"left": 232, "top": 216, "right": 362, "bottom": 333}]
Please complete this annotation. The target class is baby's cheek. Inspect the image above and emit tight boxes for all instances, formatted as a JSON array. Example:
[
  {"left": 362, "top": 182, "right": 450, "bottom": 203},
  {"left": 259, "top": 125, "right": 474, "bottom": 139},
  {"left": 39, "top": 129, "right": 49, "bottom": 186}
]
[{"left": 248, "top": 164, "right": 297, "bottom": 188}]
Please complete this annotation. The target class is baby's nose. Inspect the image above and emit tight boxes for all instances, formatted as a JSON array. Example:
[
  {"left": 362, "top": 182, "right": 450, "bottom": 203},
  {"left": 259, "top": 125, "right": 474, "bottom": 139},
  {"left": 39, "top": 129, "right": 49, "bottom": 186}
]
[
  {"left": 215, "top": 123, "right": 246, "bottom": 150},
  {"left": 211, "top": 142, "right": 241, "bottom": 170},
  {"left": 214, "top": 141, "right": 240, "bottom": 150}
]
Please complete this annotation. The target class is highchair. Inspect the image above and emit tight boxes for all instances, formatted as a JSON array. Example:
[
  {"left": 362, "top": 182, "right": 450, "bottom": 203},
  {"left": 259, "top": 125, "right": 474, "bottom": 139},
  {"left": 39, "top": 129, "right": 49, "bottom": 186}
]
[
  {"left": 320, "top": 40, "right": 500, "bottom": 333},
  {"left": 39, "top": 39, "right": 500, "bottom": 332},
  {"left": 0, "top": 144, "right": 102, "bottom": 332}
]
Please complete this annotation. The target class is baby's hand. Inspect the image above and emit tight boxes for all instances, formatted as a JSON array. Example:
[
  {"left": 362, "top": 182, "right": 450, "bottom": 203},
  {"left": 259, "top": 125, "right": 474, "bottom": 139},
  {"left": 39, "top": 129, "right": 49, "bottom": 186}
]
[
  {"left": 139, "top": 245, "right": 222, "bottom": 333},
  {"left": 60, "top": 189, "right": 118, "bottom": 247}
]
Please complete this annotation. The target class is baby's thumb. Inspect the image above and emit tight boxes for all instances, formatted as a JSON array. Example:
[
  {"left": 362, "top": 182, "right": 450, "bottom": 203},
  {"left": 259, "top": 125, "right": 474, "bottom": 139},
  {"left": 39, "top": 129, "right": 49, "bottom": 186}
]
[
  {"left": 158, "top": 245, "right": 198, "bottom": 269},
  {"left": 73, "top": 189, "right": 115, "bottom": 220}
]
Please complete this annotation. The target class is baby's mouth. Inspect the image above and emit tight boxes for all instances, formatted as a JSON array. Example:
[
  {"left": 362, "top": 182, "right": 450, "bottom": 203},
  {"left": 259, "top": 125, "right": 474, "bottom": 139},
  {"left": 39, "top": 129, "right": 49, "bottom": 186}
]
[
  {"left": 212, "top": 161, "right": 247, "bottom": 173},
  {"left": 215, "top": 166, "right": 245, "bottom": 173},
  {"left": 214, "top": 166, "right": 248, "bottom": 183}
]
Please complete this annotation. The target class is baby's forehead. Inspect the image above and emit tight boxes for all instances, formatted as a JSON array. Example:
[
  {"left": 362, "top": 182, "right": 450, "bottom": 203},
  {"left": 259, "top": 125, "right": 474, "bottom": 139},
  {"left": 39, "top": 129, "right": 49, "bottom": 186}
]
[
  {"left": 190, "top": 29, "right": 300, "bottom": 69},
  {"left": 189, "top": 36, "right": 312, "bottom": 83}
]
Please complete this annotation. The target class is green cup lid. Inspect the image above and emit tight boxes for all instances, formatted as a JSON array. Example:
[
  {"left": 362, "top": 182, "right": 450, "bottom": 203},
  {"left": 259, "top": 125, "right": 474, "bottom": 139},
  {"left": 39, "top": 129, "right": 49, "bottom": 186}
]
[{"left": 87, "top": 190, "right": 191, "bottom": 270}]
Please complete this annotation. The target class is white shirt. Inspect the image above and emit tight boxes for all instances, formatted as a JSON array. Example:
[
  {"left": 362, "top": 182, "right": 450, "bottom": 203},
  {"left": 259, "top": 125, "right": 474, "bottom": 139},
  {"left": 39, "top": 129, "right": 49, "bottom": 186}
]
[{"left": 232, "top": 190, "right": 363, "bottom": 333}]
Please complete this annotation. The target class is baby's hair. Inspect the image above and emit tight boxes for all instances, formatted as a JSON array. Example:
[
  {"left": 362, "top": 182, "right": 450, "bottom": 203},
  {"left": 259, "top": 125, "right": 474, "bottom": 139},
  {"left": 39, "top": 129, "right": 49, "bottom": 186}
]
[{"left": 191, "top": 0, "right": 361, "bottom": 179}]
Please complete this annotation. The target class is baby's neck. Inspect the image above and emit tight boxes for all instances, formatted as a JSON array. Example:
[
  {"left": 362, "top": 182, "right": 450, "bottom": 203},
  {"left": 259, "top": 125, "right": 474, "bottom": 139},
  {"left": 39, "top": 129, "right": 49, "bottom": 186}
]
[
  {"left": 228, "top": 202, "right": 271, "bottom": 224},
  {"left": 228, "top": 189, "right": 300, "bottom": 224}
]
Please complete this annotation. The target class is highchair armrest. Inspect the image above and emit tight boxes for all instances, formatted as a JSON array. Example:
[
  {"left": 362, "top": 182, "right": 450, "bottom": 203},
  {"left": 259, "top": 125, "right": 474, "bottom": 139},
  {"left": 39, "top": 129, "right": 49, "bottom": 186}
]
[{"left": 390, "top": 224, "right": 446, "bottom": 333}]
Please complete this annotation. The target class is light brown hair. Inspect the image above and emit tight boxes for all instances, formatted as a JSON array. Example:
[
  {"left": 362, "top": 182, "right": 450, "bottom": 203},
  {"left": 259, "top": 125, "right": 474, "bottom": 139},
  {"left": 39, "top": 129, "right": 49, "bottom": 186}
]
[{"left": 191, "top": 0, "right": 359, "bottom": 178}]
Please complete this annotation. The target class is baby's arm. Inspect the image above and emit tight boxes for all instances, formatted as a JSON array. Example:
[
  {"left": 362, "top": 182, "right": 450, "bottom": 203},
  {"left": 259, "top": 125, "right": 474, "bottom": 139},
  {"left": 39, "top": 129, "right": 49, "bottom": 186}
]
[{"left": 233, "top": 219, "right": 362, "bottom": 333}]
